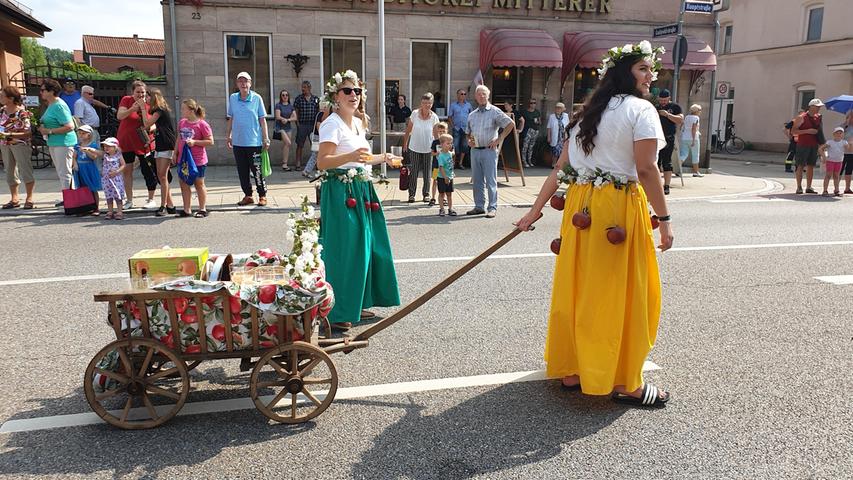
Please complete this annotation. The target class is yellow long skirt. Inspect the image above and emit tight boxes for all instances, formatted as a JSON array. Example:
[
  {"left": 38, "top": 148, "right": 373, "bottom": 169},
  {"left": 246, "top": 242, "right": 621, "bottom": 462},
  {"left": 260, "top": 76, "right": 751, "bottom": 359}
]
[{"left": 544, "top": 182, "right": 661, "bottom": 395}]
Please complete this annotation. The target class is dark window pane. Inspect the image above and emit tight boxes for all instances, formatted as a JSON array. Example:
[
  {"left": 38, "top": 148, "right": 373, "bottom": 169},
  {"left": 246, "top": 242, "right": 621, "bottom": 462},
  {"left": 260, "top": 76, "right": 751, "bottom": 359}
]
[
  {"left": 225, "top": 35, "right": 271, "bottom": 107},
  {"left": 322, "top": 39, "right": 363, "bottom": 82},
  {"left": 807, "top": 7, "right": 823, "bottom": 41},
  {"left": 723, "top": 25, "right": 733, "bottom": 54},
  {"left": 411, "top": 42, "right": 448, "bottom": 115}
]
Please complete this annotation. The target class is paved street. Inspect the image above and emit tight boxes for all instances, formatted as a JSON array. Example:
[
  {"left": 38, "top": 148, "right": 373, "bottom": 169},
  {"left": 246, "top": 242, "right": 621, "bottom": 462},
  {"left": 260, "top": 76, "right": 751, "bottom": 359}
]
[{"left": 0, "top": 159, "right": 851, "bottom": 479}]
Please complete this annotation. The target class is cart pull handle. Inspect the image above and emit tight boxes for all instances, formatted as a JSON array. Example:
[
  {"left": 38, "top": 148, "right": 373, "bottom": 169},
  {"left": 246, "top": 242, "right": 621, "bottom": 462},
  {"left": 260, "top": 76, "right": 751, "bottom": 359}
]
[{"left": 352, "top": 213, "right": 543, "bottom": 343}]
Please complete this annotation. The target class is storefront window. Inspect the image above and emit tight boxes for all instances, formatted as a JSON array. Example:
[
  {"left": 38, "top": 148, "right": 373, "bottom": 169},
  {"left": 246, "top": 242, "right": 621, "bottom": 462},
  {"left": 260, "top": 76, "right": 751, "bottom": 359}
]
[
  {"left": 322, "top": 38, "right": 364, "bottom": 85},
  {"left": 490, "top": 67, "right": 517, "bottom": 108},
  {"left": 571, "top": 67, "right": 599, "bottom": 109},
  {"left": 224, "top": 34, "right": 272, "bottom": 108},
  {"left": 411, "top": 41, "right": 449, "bottom": 116}
]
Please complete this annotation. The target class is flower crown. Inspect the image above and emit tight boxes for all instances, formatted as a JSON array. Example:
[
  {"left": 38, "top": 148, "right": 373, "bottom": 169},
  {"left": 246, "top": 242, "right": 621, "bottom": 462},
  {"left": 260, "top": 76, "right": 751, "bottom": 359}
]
[
  {"left": 324, "top": 69, "right": 365, "bottom": 105},
  {"left": 597, "top": 40, "right": 665, "bottom": 81}
]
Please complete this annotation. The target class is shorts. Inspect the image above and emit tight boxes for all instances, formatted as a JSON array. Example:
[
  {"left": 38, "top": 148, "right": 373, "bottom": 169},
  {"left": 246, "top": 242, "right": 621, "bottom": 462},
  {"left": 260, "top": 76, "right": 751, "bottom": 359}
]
[
  {"left": 842, "top": 154, "right": 853, "bottom": 175},
  {"left": 825, "top": 161, "right": 842, "bottom": 174},
  {"left": 122, "top": 151, "right": 141, "bottom": 163},
  {"left": 154, "top": 150, "right": 173, "bottom": 159},
  {"left": 437, "top": 177, "right": 454, "bottom": 193},
  {"left": 657, "top": 136, "right": 675, "bottom": 172},
  {"left": 295, "top": 124, "right": 313, "bottom": 147},
  {"left": 195, "top": 165, "right": 207, "bottom": 178},
  {"left": 795, "top": 145, "right": 819, "bottom": 166}
]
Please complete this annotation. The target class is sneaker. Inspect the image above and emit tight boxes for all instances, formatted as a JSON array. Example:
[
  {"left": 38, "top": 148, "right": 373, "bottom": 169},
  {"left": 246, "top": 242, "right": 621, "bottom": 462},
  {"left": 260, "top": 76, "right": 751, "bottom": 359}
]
[
  {"left": 143, "top": 199, "right": 157, "bottom": 209},
  {"left": 428, "top": 199, "right": 436, "bottom": 207},
  {"left": 237, "top": 196, "right": 254, "bottom": 206},
  {"left": 439, "top": 208, "right": 446, "bottom": 216},
  {"left": 692, "top": 172, "right": 704, "bottom": 178},
  {"left": 448, "top": 209, "right": 458, "bottom": 216},
  {"left": 663, "top": 185, "right": 670, "bottom": 195},
  {"left": 466, "top": 208, "right": 485, "bottom": 215},
  {"left": 423, "top": 195, "right": 430, "bottom": 203},
  {"left": 155, "top": 206, "right": 166, "bottom": 217},
  {"left": 258, "top": 197, "right": 268, "bottom": 207},
  {"left": 123, "top": 200, "right": 133, "bottom": 210},
  {"left": 166, "top": 205, "right": 177, "bottom": 214},
  {"left": 805, "top": 188, "right": 817, "bottom": 194},
  {"left": 485, "top": 210, "right": 496, "bottom": 218},
  {"left": 408, "top": 196, "right": 415, "bottom": 204}
]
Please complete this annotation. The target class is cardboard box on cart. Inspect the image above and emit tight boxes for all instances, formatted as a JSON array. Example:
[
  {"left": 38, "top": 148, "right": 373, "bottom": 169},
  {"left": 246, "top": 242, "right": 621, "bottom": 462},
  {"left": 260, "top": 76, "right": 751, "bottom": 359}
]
[{"left": 128, "top": 248, "right": 209, "bottom": 283}]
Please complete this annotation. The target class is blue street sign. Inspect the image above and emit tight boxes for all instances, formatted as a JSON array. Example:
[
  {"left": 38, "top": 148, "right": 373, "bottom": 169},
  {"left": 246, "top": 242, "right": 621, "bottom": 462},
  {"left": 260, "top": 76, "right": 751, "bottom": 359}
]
[
  {"left": 653, "top": 24, "right": 680, "bottom": 38},
  {"left": 684, "top": 1, "right": 714, "bottom": 13}
]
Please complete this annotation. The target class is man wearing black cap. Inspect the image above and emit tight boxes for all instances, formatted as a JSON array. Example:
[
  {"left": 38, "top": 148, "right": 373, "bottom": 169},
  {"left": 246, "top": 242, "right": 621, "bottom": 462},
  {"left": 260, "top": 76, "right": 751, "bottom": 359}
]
[
  {"left": 656, "top": 89, "right": 683, "bottom": 195},
  {"left": 59, "top": 79, "right": 81, "bottom": 112}
]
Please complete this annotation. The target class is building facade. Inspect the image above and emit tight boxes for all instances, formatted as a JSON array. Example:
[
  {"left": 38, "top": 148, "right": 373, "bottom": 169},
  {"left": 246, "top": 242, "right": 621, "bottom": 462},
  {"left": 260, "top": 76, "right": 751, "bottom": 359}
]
[
  {"left": 715, "top": 0, "right": 853, "bottom": 151},
  {"left": 82, "top": 35, "right": 166, "bottom": 77},
  {"left": 163, "top": 0, "right": 716, "bottom": 164},
  {"left": 0, "top": 0, "right": 49, "bottom": 87}
]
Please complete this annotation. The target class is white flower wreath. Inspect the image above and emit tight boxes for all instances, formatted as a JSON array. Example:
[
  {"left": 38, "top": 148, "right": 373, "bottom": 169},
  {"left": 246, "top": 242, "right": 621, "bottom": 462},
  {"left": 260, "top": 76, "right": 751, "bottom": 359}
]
[
  {"left": 324, "top": 69, "right": 365, "bottom": 105},
  {"left": 597, "top": 40, "right": 665, "bottom": 81}
]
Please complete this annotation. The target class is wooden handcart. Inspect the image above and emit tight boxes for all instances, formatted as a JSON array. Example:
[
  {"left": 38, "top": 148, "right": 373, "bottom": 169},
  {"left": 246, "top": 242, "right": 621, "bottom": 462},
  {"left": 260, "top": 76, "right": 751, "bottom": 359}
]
[{"left": 85, "top": 225, "right": 531, "bottom": 429}]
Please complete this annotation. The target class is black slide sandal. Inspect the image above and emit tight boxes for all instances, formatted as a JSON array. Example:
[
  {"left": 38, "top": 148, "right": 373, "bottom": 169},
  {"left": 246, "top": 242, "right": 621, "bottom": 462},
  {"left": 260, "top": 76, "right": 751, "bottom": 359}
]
[{"left": 611, "top": 384, "right": 670, "bottom": 408}]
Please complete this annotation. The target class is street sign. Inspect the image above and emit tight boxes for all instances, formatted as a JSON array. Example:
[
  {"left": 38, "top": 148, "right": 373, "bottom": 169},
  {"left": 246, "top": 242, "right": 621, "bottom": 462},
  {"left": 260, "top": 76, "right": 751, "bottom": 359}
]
[
  {"left": 715, "top": 81, "right": 731, "bottom": 99},
  {"left": 673, "top": 35, "right": 689, "bottom": 68},
  {"left": 653, "top": 23, "right": 680, "bottom": 38},
  {"left": 684, "top": 1, "right": 714, "bottom": 14}
]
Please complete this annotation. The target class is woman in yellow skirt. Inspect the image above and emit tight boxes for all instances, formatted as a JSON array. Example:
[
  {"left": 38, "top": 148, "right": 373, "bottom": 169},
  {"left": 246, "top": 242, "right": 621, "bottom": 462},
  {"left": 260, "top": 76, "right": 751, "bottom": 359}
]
[{"left": 516, "top": 41, "right": 674, "bottom": 408}]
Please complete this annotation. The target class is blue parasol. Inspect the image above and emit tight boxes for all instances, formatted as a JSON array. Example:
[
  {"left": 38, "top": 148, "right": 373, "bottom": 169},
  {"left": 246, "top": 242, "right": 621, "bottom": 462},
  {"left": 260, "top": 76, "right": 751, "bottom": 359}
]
[{"left": 824, "top": 95, "right": 853, "bottom": 114}]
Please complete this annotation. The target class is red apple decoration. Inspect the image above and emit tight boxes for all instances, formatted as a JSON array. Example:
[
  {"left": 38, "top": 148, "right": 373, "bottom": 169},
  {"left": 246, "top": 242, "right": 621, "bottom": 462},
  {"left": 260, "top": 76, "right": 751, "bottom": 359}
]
[
  {"left": 550, "top": 194, "right": 565, "bottom": 211},
  {"left": 364, "top": 200, "right": 371, "bottom": 210},
  {"left": 370, "top": 201, "right": 380, "bottom": 211},
  {"left": 211, "top": 324, "right": 226, "bottom": 342},
  {"left": 572, "top": 211, "right": 591, "bottom": 230},
  {"left": 650, "top": 215, "right": 660, "bottom": 230},
  {"left": 184, "top": 344, "right": 202, "bottom": 354},
  {"left": 606, "top": 226, "right": 627, "bottom": 244},
  {"left": 346, "top": 197, "right": 356, "bottom": 208},
  {"left": 258, "top": 284, "right": 277, "bottom": 304},
  {"left": 550, "top": 237, "right": 562, "bottom": 255},
  {"left": 180, "top": 306, "right": 198, "bottom": 324}
]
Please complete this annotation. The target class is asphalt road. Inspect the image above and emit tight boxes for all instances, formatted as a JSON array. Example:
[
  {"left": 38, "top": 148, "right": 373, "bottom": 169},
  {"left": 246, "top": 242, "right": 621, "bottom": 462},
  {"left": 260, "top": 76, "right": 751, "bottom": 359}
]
[{"left": 0, "top": 161, "right": 851, "bottom": 479}]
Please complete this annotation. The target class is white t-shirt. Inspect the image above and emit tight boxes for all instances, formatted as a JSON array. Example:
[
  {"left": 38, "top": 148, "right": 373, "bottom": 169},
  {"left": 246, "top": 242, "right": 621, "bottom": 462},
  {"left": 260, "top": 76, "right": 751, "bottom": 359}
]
[
  {"left": 824, "top": 139, "right": 848, "bottom": 162},
  {"left": 682, "top": 114, "right": 700, "bottom": 140},
  {"left": 408, "top": 110, "right": 439, "bottom": 153},
  {"left": 547, "top": 112, "right": 570, "bottom": 147},
  {"left": 567, "top": 95, "right": 665, "bottom": 181},
  {"left": 318, "top": 113, "right": 370, "bottom": 169}
]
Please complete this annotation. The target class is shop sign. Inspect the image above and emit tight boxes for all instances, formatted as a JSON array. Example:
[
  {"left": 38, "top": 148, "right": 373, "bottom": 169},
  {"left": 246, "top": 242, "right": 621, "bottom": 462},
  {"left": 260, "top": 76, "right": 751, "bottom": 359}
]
[{"left": 325, "top": 0, "right": 612, "bottom": 14}]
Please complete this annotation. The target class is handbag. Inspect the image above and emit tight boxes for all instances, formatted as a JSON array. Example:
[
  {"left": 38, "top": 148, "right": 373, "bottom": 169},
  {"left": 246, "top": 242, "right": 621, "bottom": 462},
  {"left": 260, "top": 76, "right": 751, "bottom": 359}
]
[
  {"left": 260, "top": 149, "right": 272, "bottom": 177},
  {"left": 399, "top": 166, "right": 410, "bottom": 191},
  {"left": 63, "top": 174, "right": 96, "bottom": 215},
  {"left": 178, "top": 142, "right": 199, "bottom": 185}
]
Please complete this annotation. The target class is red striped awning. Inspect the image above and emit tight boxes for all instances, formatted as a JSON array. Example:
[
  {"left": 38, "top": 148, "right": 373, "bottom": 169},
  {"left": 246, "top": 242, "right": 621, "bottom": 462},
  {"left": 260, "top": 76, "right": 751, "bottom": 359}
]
[
  {"left": 479, "top": 29, "right": 563, "bottom": 73},
  {"left": 561, "top": 32, "right": 716, "bottom": 85}
]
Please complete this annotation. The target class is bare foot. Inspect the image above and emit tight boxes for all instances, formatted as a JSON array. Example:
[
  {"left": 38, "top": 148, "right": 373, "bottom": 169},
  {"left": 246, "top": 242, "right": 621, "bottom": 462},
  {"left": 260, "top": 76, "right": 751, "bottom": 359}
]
[{"left": 561, "top": 375, "right": 580, "bottom": 388}]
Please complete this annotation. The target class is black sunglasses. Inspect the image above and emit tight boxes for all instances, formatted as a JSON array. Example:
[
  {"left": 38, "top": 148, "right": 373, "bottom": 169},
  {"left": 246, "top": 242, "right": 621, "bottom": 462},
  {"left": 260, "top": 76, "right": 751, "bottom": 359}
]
[{"left": 340, "top": 87, "right": 362, "bottom": 96}]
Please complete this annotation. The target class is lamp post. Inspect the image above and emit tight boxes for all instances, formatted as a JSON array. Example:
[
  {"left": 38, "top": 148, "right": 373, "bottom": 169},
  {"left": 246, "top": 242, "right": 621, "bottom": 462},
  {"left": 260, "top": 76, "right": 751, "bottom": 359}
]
[{"left": 378, "top": 0, "right": 387, "bottom": 176}]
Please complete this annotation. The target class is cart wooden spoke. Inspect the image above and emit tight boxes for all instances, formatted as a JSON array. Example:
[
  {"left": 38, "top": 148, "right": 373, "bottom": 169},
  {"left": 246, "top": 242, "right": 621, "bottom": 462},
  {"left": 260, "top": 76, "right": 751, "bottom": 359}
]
[
  {"left": 250, "top": 342, "right": 338, "bottom": 424},
  {"left": 84, "top": 338, "right": 190, "bottom": 430}
]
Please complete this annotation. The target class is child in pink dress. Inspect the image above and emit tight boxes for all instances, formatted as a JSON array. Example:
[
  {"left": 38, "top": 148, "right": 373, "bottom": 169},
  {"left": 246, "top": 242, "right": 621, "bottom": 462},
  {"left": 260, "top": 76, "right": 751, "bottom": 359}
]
[{"left": 100, "top": 137, "right": 126, "bottom": 219}]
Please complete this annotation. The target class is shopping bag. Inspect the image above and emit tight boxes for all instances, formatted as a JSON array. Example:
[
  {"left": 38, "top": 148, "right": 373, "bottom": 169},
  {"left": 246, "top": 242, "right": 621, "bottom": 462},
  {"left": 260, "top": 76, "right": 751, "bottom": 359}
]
[
  {"left": 62, "top": 177, "right": 96, "bottom": 215},
  {"left": 399, "top": 166, "right": 410, "bottom": 191},
  {"left": 178, "top": 142, "right": 198, "bottom": 185},
  {"left": 260, "top": 149, "right": 272, "bottom": 177}
]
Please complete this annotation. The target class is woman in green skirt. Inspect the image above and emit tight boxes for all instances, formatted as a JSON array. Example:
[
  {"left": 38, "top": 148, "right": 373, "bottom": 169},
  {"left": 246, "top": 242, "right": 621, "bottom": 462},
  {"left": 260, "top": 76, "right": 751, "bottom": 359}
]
[{"left": 317, "top": 70, "right": 400, "bottom": 329}]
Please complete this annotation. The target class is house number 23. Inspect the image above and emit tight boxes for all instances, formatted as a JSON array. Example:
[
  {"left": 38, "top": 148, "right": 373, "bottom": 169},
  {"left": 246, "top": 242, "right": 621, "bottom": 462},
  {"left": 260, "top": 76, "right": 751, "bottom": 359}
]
[{"left": 192, "top": 12, "right": 201, "bottom": 20}]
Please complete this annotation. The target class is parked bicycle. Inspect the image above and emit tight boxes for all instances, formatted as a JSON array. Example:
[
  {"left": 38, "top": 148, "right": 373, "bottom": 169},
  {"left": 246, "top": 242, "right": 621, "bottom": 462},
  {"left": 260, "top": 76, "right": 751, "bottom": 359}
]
[{"left": 712, "top": 121, "right": 746, "bottom": 154}]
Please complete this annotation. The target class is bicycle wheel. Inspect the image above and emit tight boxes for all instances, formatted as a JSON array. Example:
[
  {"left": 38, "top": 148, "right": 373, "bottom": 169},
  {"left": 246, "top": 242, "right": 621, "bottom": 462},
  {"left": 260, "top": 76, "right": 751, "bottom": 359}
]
[{"left": 725, "top": 137, "right": 746, "bottom": 155}]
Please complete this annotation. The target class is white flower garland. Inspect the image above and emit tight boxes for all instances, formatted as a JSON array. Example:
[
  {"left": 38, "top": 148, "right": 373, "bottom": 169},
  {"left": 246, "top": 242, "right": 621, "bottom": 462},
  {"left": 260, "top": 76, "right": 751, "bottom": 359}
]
[
  {"left": 556, "top": 165, "right": 631, "bottom": 189},
  {"left": 324, "top": 69, "right": 364, "bottom": 105},
  {"left": 597, "top": 40, "right": 665, "bottom": 81},
  {"left": 316, "top": 166, "right": 373, "bottom": 184},
  {"left": 284, "top": 197, "right": 324, "bottom": 286}
]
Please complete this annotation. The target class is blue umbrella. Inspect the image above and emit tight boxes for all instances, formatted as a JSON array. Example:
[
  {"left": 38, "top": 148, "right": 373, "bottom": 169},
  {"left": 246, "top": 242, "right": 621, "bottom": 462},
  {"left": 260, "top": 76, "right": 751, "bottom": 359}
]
[{"left": 825, "top": 95, "right": 853, "bottom": 114}]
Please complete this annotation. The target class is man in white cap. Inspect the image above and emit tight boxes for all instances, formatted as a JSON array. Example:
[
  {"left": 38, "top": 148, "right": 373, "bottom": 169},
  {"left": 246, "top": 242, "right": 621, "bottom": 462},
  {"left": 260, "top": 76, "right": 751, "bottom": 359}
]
[
  {"left": 73, "top": 85, "right": 111, "bottom": 144},
  {"left": 226, "top": 71, "right": 270, "bottom": 206},
  {"left": 791, "top": 98, "right": 826, "bottom": 194},
  {"left": 547, "top": 102, "right": 570, "bottom": 167}
]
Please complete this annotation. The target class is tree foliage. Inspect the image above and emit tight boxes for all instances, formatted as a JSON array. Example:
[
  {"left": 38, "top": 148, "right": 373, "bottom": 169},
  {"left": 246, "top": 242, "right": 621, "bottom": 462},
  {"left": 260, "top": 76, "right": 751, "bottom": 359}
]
[
  {"left": 44, "top": 47, "right": 72, "bottom": 65},
  {"left": 21, "top": 38, "right": 46, "bottom": 70}
]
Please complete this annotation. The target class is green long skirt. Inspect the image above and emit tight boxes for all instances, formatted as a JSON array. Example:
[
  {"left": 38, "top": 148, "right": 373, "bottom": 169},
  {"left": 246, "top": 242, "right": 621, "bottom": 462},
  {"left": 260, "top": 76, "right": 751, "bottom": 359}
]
[{"left": 319, "top": 173, "right": 401, "bottom": 324}]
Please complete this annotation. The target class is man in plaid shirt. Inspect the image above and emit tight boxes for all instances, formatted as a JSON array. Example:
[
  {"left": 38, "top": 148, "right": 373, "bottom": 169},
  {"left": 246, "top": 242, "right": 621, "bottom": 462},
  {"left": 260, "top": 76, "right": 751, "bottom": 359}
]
[{"left": 293, "top": 80, "right": 320, "bottom": 168}]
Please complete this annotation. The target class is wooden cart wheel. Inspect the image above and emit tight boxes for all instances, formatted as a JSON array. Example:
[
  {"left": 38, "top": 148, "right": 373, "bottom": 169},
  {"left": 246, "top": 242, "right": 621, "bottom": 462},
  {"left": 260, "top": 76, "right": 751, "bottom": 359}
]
[
  {"left": 317, "top": 316, "right": 332, "bottom": 340},
  {"left": 83, "top": 338, "right": 190, "bottom": 429},
  {"left": 250, "top": 341, "right": 338, "bottom": 424},
  {"left": 149, "top": 359, "right": 202, "bottom": 378}
]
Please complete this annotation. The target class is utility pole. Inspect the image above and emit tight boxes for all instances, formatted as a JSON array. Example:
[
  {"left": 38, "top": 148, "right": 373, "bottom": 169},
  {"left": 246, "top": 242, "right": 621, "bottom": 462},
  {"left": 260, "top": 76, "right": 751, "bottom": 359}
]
[
  {"left": 378, "top": 0, "right": 387, "bottom": 177},
  {"left": 671, "top": 0, "right": 686, "bottom": 103},
  {"left": 703, "top": 13, "right": 720, "bottom": 169}
]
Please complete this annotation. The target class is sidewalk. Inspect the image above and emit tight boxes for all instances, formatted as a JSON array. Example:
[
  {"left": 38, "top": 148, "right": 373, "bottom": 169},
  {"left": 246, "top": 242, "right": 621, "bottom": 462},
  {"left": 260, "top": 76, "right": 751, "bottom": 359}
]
[
  {"left": 711, "top": 149, "right": 787, "bottom": 165},
  {"left": 0, "top": 161, "right": 774, "bottom": 216}
]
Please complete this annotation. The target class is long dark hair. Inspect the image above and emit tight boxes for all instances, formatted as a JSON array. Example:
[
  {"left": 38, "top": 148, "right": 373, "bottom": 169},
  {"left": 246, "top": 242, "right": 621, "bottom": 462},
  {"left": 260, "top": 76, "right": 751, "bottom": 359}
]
[{"left": 569, "top": 54, "right": 646, "bottom": 155}]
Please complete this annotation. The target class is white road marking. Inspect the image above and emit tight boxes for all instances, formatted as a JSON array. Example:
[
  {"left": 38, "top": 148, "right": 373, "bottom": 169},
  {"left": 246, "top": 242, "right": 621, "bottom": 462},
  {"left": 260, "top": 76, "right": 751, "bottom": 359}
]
[
  {"left": 3, "top": 240, "right": 853, "bottom": 286},
  {"left": 0, "top": 363, "right": 660, "bottom": 433},
  {"left": 708, "top": 198, "right": 792, "bottom": 203},
  {"left": 814, "top": 275, "right": 853, "bottom": 285}
]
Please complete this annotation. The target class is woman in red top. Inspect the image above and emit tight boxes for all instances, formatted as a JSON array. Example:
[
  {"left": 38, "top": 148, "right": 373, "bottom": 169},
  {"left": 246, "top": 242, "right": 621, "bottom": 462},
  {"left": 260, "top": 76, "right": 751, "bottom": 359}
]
[{"left": 116, "top": 80, "right": 159, "bottom": 209}]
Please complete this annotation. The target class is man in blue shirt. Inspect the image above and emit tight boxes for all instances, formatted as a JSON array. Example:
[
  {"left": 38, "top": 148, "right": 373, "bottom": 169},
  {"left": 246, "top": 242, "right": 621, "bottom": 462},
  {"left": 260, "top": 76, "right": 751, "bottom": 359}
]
[
  {"left": 226, "top": 71, "right": 270, "bottom": 206},
  {"left": 59, "top": 79, "right": 81, "bottom": 112},
  {"left": 447, "top": 89, "right": 473, "bottom": 169}
]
